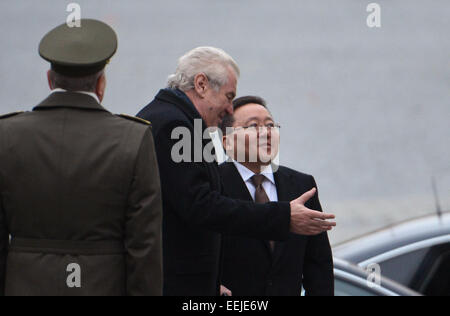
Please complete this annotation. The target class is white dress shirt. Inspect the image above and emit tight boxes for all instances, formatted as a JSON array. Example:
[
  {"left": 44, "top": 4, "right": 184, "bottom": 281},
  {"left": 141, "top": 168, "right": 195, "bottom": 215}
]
[
  {"left": 52, "top": 88, "right": 101, "bottom": 104},
  {"left": 232, "top": 161, "right": 279, "bottom": 202}
]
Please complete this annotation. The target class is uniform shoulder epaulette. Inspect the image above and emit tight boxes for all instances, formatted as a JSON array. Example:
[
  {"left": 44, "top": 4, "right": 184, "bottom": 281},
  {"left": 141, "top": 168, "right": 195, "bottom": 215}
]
[
  {"left": 0, "top": 111, "right": 26, "bottom": 120},
  {"left": 116, "top": 114, "right": 151, "bottom": 126}
]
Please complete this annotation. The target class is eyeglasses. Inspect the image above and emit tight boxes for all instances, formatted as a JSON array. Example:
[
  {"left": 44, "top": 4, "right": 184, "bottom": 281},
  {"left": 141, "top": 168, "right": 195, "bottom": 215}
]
[{"left": 232, "top": 123, "right": 281, "bottom": 133}]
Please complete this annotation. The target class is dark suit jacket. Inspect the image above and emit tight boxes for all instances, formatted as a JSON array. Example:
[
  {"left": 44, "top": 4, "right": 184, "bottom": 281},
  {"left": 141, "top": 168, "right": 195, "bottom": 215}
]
[
  {"left": 219, "top": 162, "right": 334, "bottom": 296},
  {"left": 0, "top": 92, "right": 163, "bottom": 296},
  {"left": 137, "top": 89, "right": 292, "bottom": 296}
]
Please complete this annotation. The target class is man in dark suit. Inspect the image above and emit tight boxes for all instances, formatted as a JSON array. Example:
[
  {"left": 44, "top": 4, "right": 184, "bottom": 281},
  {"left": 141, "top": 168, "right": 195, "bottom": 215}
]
[
  {"left": 137, "top": 47, "right": 336, "bottom": 296},
  {"left": 0, "top": 20, "right": 162, "bottom": 296},
  {"left": 218, "top": 96, "right": 334, "bottom": 296}
]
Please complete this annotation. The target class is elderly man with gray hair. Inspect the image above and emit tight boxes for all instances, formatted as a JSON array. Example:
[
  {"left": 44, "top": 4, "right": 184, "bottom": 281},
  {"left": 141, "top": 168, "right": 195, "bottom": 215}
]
[{"left": 137, "top": 47, "right": 336, "bottom": 296}]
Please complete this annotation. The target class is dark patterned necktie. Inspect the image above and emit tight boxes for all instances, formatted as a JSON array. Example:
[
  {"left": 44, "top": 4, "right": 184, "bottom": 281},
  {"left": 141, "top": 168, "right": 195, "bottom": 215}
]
[{"left": 251, "top": 174, "right": 275, "bottom": 252}]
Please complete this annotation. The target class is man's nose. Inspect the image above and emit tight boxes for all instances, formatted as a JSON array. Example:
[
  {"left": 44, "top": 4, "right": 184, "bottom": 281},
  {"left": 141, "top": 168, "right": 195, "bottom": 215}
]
[
  {"left": 226, "top": 103, "right": 234, "bottom": 115},
  {"left": 258, "top": 126, "right": 269, "bottom": 137}
]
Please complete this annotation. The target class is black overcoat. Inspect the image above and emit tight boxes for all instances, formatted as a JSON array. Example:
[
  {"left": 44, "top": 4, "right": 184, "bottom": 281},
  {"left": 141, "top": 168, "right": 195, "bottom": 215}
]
[{"left": 137, "top": 90, "right": 291, "bottom": 296}]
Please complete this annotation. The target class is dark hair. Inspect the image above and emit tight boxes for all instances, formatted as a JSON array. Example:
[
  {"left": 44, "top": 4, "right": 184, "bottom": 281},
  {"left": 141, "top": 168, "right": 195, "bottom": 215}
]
[
  {"left": 48, "top": 69, "right": 103, "bottom": 92},
  {"left": 233, "top": 95, "right": 267, "bottom": 111},
  {"left": 219, "top": 95, "right": 268, "bottom": 135}
]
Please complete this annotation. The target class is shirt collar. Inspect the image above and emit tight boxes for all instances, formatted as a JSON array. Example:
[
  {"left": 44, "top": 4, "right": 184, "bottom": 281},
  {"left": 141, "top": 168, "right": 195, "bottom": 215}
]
[
  {"left": 52, "top": 88, "right": 101, "bottom": 104},
  {"left": 232, "top": 161, "right": 276, "bottom": 184}
]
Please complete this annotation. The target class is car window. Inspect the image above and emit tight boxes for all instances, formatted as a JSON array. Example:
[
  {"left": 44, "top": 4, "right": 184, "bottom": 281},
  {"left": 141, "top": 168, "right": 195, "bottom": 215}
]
[
  {"left": 416, "top": 245, "right": 450, "bottom": 295},
  {"left": 378, "top": 247, "right": 429, "bottom": 286},
  {"left": 378, "top": 242, "right": 450, "bottom": 295},
  {"left": 335, "top": 279, "right": 377, "bottom": 296}
]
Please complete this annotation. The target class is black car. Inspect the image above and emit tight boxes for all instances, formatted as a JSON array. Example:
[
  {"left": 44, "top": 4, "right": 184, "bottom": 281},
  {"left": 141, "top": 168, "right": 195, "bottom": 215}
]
[{"left": 334, "top": 212, "right": 450, "bottom": 296}]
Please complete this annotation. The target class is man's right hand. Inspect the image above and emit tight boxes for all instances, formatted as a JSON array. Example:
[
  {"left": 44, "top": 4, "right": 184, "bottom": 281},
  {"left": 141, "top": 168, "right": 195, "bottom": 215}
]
[{"left": 290, "top": 188, "right": 336, "bottom": 235}]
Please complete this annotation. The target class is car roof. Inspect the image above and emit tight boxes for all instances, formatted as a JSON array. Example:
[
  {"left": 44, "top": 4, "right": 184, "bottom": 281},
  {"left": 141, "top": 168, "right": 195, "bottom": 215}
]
[{"left": 333, "top": 212, "right": 450, "bottom": 264}]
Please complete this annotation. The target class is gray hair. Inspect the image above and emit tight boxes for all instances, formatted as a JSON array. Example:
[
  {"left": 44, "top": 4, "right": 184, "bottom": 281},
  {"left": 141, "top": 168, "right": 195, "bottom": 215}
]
[
  {"left": 167, "top": 47, "right": 240, "bottom": 92},
  {"left": 48, "top": 69, "right": 104, "bottom": 92}
]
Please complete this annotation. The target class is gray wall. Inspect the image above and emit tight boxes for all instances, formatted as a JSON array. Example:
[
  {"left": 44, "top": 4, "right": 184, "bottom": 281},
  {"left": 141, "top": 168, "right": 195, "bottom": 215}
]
[{"left": 1, "top": 0, "right": 449, "bottom": 244}]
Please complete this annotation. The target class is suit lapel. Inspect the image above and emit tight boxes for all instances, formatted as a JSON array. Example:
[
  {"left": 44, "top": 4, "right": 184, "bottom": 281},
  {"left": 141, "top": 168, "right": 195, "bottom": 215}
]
[{"left": 220, "top": 162, "right": 253, "bottom": 201}]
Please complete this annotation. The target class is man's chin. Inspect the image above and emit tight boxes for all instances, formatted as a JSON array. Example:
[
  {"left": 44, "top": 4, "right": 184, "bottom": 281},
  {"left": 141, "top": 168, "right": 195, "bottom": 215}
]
[
  {"left": 258, "top": 151, "right": 278, "bottom": 165},
  {"left": 211, "top": 119, "right": 222, "bottom": 129},
  {"left": 258, "top": 147, "right": 272, "bottom": 156}
]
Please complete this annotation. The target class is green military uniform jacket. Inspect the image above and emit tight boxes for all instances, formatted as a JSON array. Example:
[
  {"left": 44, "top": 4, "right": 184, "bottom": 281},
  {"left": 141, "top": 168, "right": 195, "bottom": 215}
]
[{"left": 0, "top": 92, "right": 163, "bottom": 296}]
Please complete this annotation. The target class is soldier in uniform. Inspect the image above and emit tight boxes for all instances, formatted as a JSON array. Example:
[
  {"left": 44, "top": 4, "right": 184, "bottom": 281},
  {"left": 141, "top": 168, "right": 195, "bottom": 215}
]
[{"left": 0, "top": 19, "right": 163, "bottom": 296}]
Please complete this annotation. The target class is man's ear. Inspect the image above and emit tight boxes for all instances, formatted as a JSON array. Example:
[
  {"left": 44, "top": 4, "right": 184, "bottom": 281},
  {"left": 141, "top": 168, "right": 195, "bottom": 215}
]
[
  {"left": 222, "top": 133, "right": 236, "bottom": 158},
  {"left": 96, "top": 73, "right": 106, "bottom": 102},
  {"left": 222, "top": 134, "right": 228, "bottom": 150},
  {"left": 193, "top": 73, "right": 209, "bottom": 98},
  {"left": 47, "top": 70, "right": 53, "bottom": 90},
  {"left": 222, "top": 134, "right": 231, "bottom": 158}
]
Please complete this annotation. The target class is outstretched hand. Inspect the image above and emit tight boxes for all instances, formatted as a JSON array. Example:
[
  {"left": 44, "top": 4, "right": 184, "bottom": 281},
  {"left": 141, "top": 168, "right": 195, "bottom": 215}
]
[{"left": 290, "top": 188, "right": 336, "bottom": 236}]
